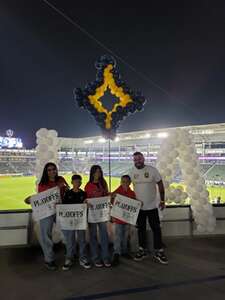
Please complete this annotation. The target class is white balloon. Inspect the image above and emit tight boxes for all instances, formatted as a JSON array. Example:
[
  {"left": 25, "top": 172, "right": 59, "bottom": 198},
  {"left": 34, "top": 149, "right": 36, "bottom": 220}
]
[
  {"left": 189, "top": 160, "right": 198, "bottom": 168},
  {"left": 191, "top": 172, "right": 200, "bottom": 181},
  {"left": 197, "top": 224, "right": 205, "bottom": 233},
  {"left": 46, "top": 137, "right": 54, "bottom": 146},
  {"left": 174, "top": 189, "right": 182, "bottom": 197},
  {"left": 36, "top": 137, "right": 48, "bottom": 145},
  {"left": 186, "top": 178, "right": 197, "bottom": 187},
  {"left": 200, "top": 189, "right": 209, "bottom": 199},
  {"left": 182, "top": 136, "right": 192, "bottom": 145},
  {"left": 181, "top": 192, "right": 188, "bottom": 200},
  {"left": 207, "top": 218, "right": 216, "bottom": 227},
  {"left": 49, "top": 129, "right": 58, "bottom": 138},
  {"left": 174, "top": 195, "right": 181, "bottom": 203},
  {"left": 45, "top": 150, "right": 55, "bottom": 160},
  {"left": 163, "top": 168, "right": 172, "bottom": 177},
  {"left": 169, "top": 149, "right": 179, "bottom": 157},
  {"left": 204, "top": 204, "right": 213, "bottom": 214},
  {"left": 167, "top": 190, "right": 175, "bottom": 200},
  {"left": 207, "top": 226, "right": 214, "bottom": 233},
  {"left": 36, "top": 128, "right": 48, "bottom": 138},
  {"left": 190, "top": 190, "right": 201, "bottom": 200},
  {"left": 183, "top": 167, "right": 193, "bottom": 175},
  {"left": 195, "top": 185, "right": 204, "bottom": 193},
  {"left": 197, "top": 178, "right": 205, "bottom": 186},
  {"left": 158, "top": 161, "right": 167, "bottom": 170},
  {"left": 198, "top": 216, "right": 207, "bottom": 225},
  {"left": 181, "top": 153, "right": 192, "bottom": 162},
  {"left": 35, "top": 152, "right": 44, "bottom": 160},
  {"left": 38, "top": 144, "right": 48, "bottom": 152},
  {"left": 163, "top": 180, "right": 170, "bottom": 189},
  {"left": 164, "top": 156, "right": 173, "bottom": 164}
]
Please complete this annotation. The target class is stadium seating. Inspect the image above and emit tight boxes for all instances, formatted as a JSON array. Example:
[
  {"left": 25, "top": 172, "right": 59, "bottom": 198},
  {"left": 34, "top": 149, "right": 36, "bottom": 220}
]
[{"left": 1, "top": 154, "right": 225, "bottom": 183}]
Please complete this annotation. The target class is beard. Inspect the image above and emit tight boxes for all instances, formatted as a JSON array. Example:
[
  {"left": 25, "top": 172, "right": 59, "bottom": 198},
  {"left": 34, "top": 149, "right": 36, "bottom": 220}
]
[{"left": 135, "top": 163, "right": 145, "bottom": 169}]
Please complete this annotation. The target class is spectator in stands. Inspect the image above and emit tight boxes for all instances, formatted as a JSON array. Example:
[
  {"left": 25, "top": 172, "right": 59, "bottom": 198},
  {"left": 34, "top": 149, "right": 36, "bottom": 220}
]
[
  {"left": 217, "top": 196, "right": 221, "bottom": 204},
  {"left": 61, "top": 174, "right": 91, "bottom": 271},
  {"left": 24, "top": 162, "right": 69, "bottom": 270},
  {"left": 85, "top": 165, "right": 111, "bottom": 268},
  {"left": 129, "top": 152, "right": 168, "bottom": 264}
]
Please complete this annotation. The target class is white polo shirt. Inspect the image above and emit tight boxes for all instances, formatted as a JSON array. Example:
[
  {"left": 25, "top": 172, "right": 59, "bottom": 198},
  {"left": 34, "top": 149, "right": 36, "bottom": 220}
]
[{"left": 129, "top": 165, "right": 162, "bottom": 210}]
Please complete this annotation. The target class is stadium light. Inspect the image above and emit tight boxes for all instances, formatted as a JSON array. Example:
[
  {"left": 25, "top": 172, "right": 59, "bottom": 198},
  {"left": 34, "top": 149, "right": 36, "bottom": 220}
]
[
  {"left": 144, "top": 133, "right": 151, "bottom": 138},
  {"left": 157, "top": 132, "right": 168, "bottom": 138},
  {"left": 114, "top": 137, "right": 120, "bottom": 142},
  {"left": 98, "top": 137, "right": 106, "bottom": 143},
  {"left": 84, "top": 140, "right": 93, "bottom": 144}
]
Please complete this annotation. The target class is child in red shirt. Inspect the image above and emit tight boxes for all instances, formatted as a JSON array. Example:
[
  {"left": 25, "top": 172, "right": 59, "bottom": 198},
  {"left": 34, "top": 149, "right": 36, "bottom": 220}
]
[
  {"left": 85, "top": 165, "right": 111, "bottom": 268},
  {"left": 111, "top": 175, "right": 137, "bottom": 266},
  {"left": 25, "top": 162, "right": 68, "bottom": 271}
]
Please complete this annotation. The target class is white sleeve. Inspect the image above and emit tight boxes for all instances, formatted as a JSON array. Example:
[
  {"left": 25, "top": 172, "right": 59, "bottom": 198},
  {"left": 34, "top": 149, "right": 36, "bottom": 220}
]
[
  {"left": 153, "top": 167, "right": 162, "bottom": 183},
  {"left": 128, "top": 168, "right": 134, "bottom": 182}
]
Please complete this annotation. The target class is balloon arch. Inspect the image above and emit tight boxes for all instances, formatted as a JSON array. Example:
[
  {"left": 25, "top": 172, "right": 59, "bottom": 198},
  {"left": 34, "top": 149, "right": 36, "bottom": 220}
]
[{"left": 34, "top": 127, "right": 216, "bottom": 233}]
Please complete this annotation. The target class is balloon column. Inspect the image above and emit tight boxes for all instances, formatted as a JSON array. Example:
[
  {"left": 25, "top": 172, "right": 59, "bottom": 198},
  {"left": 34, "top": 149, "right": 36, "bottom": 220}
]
[
  {"left": 73, "top": 55, "right": 147, "bottom": 139},
  {"left": 157, "top": 128, "right": 216, "bottom": 233},
  {"left": 35, "top": 128, "right": 59, "bottom": 187}
]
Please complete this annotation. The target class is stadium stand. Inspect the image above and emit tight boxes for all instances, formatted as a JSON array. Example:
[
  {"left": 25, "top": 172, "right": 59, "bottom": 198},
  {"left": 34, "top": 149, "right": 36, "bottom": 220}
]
[
  {"left": 1, "top": 153, "right": 225, "bottom": 184},
  {"left": 1, "top": 123, "right": 225, "bottom": 185}
]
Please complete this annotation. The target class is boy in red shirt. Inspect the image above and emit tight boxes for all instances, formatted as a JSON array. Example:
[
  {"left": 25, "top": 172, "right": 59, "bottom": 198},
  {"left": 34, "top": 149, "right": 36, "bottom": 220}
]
[{"left": 111, "top": 175, "right": 137, "bottom": 266}]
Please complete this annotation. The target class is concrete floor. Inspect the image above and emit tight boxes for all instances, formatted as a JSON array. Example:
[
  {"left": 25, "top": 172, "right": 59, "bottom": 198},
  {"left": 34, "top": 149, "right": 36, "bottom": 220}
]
[{"left": 1, "top": 237, "right": 225, "bottom": 300}]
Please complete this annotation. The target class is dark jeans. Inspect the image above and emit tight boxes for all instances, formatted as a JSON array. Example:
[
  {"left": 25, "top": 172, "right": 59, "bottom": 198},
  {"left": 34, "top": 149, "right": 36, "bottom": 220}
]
[{"left": 137, "top": 208, "right": 163, "bottom": 250}]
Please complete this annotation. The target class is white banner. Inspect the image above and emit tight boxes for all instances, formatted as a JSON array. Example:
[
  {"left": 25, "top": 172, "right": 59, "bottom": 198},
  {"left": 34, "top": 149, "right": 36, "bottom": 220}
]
[
  {"left": 110, "top": 194, "right": 142, "bottom": 225},
  {"left": 56, "top": 204, "right": 87, "bottom": 230},
  {"left": 87, "top": 196, "right": 111, "bottom": 223},
  {"left": 30, "top": 187, "right": 61, "bottom": 221}
]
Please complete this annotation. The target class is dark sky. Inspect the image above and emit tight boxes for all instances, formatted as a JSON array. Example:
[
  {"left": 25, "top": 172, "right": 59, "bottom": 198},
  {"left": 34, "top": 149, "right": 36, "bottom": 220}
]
[{"left": 0, "top": 0, "right": 225, "bottom": 148}]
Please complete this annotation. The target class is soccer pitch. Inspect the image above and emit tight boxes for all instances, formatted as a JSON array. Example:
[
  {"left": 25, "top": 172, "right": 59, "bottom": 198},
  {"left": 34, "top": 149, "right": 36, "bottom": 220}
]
[
  {"left": 0, "top": 174, "right": 224, "bottom": 210},
  {"left": 0, "top": 174, "right": 121, "bottom": 210}
]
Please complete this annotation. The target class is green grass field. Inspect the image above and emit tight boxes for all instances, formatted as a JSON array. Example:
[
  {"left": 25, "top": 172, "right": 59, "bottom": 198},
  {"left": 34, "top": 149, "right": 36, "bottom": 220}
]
[
  {"left": 0, "top": 174, "right": 224, "bottom": 210},
  {"left": 0, "top": 174, "right": 120, "bottom": 210}
]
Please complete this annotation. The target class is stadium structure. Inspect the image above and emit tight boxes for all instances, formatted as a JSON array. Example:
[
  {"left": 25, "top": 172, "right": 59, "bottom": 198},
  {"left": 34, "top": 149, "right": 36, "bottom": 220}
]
[
  {"left": 1, "top": 123, "right": 225, "bottom": 247},
  {"left": 1, "top": 123, "right": 225, "bottom": 186}
]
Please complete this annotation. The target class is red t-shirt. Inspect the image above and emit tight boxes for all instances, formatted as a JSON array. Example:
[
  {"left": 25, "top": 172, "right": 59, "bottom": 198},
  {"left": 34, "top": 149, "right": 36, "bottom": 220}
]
[
  {"left": 84, "top": 182, "right": 108, "bottom": 198},
  {"left": 112, "top": 185, "right": 136, "bottom": 224},
  {"left": 38, "top": 176, "right": 68, "bottom": 199}
]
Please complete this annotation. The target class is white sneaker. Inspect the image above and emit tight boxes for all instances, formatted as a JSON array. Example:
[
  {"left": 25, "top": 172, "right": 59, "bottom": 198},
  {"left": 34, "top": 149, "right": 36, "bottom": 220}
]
[
  {"left": 79, "top": 257, "right": 91, "bottom": 269},
  {"left": 62, "top": 259, "right": 74, "bottom": 271}
]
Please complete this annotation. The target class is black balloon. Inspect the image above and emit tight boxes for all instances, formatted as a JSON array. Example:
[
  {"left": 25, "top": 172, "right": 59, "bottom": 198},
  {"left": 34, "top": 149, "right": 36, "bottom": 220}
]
[{"left": 73, "top": 54, "right": 147, "bottom": 139}]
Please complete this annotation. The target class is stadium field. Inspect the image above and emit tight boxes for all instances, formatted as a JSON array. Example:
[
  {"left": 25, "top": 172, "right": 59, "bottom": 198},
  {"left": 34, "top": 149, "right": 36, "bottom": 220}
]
[
  {"left": 0, "top": 175, "right": 224, "bottom": 210},
  {"left": 0, "top": 174, "right": 120, "bottom": 210}
]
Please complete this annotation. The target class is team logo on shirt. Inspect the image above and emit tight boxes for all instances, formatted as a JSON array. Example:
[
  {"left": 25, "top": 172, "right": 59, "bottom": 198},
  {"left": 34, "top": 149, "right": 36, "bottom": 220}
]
[
  {"left": 134, "top": 174, "right": 139, "bottom": 179},
  {"left": 144, "top": 172, "right": 149, "bottom": 178}
]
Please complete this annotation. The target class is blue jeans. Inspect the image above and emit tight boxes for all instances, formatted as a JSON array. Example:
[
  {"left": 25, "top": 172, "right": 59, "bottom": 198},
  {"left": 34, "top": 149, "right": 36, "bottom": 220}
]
[
  {"left": 62, "top": 230, "right": 87, "bottom": 260},
  {"left": 89, "top": 222, "right": 110, "bottom": 262},
  {"left": 113, "top": 223, "right": 129, "bottom": 255},
  {"left": 39, "top": 215, "right": 55, "bottom": 263}
]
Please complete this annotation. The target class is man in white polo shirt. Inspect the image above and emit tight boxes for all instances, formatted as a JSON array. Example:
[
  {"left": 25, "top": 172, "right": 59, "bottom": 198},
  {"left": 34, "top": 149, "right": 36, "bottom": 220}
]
[{"left": 130, "top": 151, "right": 168, "bottom": 264}]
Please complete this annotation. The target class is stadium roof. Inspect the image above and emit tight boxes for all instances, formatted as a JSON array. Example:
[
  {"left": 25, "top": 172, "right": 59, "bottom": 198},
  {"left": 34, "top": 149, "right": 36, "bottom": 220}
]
[{"left": 58, "top": 122, "right": 225, "bottom": 149}]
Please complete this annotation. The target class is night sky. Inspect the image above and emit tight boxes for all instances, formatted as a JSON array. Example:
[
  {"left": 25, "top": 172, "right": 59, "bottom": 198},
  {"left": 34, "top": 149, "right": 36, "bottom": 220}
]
[{"left": 0, "top": 0, "right": 225, "bottom": 148}]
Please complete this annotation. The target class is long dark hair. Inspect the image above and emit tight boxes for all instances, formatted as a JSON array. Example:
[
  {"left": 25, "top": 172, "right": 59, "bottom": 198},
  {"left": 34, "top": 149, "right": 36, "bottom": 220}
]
[
  {"left": 89, "top": 165, "right": 108, "bottom": 191},
  {"left": 39, "top": 162, "right": 59, "bottom": 185}
]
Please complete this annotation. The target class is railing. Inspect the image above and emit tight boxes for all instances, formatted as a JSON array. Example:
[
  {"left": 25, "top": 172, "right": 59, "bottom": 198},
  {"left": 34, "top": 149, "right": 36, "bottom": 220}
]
[{"left": 0, "top": 205, "right": 225, "bottom": 247}]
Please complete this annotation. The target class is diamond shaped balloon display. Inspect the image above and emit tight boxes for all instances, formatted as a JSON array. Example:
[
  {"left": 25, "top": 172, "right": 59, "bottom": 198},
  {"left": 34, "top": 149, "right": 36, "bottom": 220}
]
[{"left": 73, "top": 55, "right": 147, "bottom": 139}]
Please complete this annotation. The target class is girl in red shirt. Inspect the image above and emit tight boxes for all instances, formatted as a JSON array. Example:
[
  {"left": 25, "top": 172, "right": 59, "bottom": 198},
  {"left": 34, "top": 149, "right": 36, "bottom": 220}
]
[
  {"left": 85, "top": 165, "right": 111, "bottom": 267},
  {"left": 25, "top": 162, "right": 68, "bottom": 270}
]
